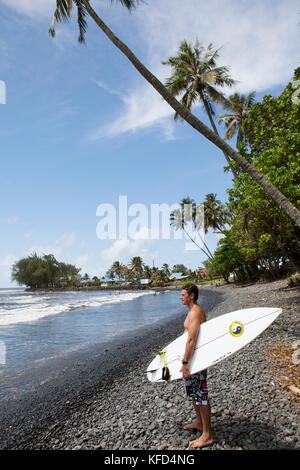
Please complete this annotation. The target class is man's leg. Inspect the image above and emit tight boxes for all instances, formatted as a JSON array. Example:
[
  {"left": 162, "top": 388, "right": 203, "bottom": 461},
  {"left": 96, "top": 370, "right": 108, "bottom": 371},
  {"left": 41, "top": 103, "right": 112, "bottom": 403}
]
[
  {"left": 189, "top": 403, "right": 214, "bottom": 448},
  {"left": 183, "top": 397, "right": 203, "bottom": 430}
]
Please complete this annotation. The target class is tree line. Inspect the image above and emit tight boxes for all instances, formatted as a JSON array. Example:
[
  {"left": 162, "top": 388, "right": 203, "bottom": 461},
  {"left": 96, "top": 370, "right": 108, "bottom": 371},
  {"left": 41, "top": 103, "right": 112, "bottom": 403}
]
[
  {"left": 11, "top": 253, "right": 201, "bottom": 289},
  {"left": 104, "top": 258, "right": 196, "bottom": 285},
  {"left": 11, "top": 254, "right": 82, "bottom": 289}
]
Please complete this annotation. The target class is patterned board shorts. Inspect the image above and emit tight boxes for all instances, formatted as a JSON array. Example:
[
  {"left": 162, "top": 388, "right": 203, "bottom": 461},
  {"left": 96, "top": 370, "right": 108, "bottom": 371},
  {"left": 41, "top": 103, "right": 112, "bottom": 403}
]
[{"left": 185, "top": 370, "right": 209, "bottom": 405}]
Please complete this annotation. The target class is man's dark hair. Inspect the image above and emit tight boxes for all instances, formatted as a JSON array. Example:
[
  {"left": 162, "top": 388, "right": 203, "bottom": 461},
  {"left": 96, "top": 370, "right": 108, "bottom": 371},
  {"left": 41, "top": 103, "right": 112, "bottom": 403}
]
[{"left": 181, "top": 283, "right": 199, "bottom": 302}]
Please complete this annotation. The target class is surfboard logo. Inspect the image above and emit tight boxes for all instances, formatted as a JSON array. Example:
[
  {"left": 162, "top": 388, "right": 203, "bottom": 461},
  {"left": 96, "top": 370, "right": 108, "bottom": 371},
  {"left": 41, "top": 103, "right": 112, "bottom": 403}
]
[{"left": 229, "top": 321, "right": 244, "bottom": 337}]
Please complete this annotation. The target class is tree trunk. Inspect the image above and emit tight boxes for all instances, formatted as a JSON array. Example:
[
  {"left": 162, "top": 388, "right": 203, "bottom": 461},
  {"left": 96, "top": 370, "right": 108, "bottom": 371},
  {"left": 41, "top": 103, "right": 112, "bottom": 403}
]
[
  {"left": 82, "top": 0, "right": 300, "bottom": 229},
  {"left": 199, "top": 90, "right": 239, "bottom": 178},
  {"left": 265, "top": 220, "right": 300, "bottom": 272},
  {"left": 183, "top": 227, "right": 213, "bottom": 260}
]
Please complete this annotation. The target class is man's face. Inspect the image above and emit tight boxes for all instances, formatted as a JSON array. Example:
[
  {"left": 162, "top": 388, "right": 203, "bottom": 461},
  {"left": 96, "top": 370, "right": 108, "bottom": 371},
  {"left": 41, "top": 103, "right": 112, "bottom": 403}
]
[{"left": 181, "top": 289, "right": 192, "bottom": 305}]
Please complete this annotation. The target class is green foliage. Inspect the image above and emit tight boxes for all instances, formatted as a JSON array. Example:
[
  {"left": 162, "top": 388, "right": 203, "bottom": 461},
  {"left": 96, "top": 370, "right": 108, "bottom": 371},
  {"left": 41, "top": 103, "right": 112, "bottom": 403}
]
[
  {"left": 49, "top": 0, "right": 139, "bottom": 43},
  {"left": 12, "top": 253, "right": 81, "bottom": 289},
  {"left": 162, "top": 40, "right": 235, "bottom": 120},
  {"left": 210, "top": 67, "right": 300, "bottom": 281},
  {"left": 172, "top": 264, "right": 188, "bottom": 275},
  {"left": 217, "top": 91, "right": 256, "bottom": 144}
]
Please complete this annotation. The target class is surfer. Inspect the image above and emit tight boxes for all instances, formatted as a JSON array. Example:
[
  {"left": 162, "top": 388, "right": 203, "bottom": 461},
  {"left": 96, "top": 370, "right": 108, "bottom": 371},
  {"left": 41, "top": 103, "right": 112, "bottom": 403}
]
[{"left": 180, "top": 284, "right": 214, "bottom": 449}]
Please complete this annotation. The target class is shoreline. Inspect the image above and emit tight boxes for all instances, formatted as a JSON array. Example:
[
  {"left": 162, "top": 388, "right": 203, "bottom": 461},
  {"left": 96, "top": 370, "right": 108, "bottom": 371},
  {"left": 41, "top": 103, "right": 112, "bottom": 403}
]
[
  {"left": 0, "top": 286, "right": 225, "bottom": 449},
  {"left": 0, "top": 281, "right": 299, "bottom": 450},
  {"left": 24, "top": 285, "right": 182, "bottom": 293}
]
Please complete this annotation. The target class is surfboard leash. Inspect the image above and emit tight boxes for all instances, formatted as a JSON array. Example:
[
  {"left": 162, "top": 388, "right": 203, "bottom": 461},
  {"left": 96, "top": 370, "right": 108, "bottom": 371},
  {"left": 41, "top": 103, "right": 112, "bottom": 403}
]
[{"left": 159, "top": 348, "right": 171, "bottom": 383}]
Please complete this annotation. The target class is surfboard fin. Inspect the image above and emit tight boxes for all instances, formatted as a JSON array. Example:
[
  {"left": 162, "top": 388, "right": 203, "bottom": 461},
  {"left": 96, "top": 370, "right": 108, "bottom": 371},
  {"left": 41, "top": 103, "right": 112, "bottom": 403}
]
[
  {"left": 159, "top": 348, "right": 171, "bottom": 382},
  {"left": 161, "top": 366, "right": 170, "bottom": 382}
]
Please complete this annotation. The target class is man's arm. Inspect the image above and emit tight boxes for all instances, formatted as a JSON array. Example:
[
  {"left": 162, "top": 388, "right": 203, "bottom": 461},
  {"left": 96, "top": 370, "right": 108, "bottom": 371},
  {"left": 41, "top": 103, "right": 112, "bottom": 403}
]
[{"left": 180, "top": 309, "right": 205, "bottom": 379}]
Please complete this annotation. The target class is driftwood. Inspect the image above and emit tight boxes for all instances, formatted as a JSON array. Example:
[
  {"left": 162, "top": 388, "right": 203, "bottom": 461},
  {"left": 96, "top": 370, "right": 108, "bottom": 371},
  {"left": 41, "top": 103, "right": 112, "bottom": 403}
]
[{"left": 288, "top": 385, "right": 300, "bottom": 396}]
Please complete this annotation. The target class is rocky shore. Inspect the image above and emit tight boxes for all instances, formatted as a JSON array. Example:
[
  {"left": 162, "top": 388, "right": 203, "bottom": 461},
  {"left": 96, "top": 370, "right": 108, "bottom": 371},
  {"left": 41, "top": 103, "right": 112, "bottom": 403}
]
[{"left": 1, "top": 280, "right": 299, "bottom": 450}]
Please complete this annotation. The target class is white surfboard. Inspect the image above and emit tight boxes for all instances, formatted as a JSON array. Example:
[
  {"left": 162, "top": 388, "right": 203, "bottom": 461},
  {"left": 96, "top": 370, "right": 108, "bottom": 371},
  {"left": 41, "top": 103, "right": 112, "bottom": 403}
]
[{"left": 147, "top": 307, "right": 281, "bottom": 383}]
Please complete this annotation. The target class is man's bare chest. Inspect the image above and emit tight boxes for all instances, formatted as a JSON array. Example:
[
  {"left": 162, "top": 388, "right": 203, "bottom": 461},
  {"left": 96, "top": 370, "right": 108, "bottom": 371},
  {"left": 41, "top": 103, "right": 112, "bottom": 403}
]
[{"left": 184, "top": 312, "right": 191, "bottom": 332}]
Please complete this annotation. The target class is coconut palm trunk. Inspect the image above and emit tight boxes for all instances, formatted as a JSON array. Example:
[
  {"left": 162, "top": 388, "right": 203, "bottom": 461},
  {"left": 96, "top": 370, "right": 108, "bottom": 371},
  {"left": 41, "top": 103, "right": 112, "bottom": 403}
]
[
  {"left": 198, "top": 89, "right": 237, "bottom": 176},
  {"left": 60, "top": 1, "right": 300, "bottom": 228}
]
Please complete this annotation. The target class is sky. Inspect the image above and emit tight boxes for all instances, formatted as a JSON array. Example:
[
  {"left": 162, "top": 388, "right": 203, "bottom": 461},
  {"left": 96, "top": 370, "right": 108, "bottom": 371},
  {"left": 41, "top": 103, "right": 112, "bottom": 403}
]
[{"left": 0, "top": 0, "right": 299, "bottom": 287}]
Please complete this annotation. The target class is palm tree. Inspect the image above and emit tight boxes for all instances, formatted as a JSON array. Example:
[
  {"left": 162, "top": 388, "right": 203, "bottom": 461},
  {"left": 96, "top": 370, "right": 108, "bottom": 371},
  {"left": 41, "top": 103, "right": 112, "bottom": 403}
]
[
  {"left": 170, "top": 196, "right": 214, "bottom": 259},
  {"left": 217, "top": 92, "right": 256, "bottom": 145},
  {"left": 143, "top": 264, "right": 152, "bottom": 278},
  {"left": 203, "top": 193, "right": 231, "bottom": 234},
  {"left": 162, "top": 40, "right": 238, "bottom": 175},
  {"left": 129, "top": 256, "right": 144, "bottom": 279},
  {"left": 110, "top": 260, "right": 125, "bottom": 279},
  {"left": 48, "top": 1, "right": 300, "bottom": 228},
  {"left": 161, "top": 263, "right": 170, "bottom": 277}
]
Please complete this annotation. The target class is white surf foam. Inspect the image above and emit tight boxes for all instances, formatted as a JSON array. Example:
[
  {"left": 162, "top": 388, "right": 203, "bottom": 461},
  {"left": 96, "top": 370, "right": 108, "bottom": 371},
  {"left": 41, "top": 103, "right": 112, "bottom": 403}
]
[{"left": 0, "top": 290, "right": 154, "bottom": 326}]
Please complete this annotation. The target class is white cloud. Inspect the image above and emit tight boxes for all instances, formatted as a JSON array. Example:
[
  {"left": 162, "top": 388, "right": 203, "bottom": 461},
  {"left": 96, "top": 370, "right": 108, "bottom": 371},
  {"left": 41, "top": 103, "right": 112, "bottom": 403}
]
[
  {"left": 0, "top": 254, "right": 19, "bottom": 287},
  {"left": 0, "top": 0, "right": 55, "bottom": 18},
  {"left": 24, "top": 229, "right": 34, "bottom": 239},
  {"left": 24, "top": 232, "right": 76, "bottom": 258},
  {"left": 100, "top": 225, "right": 160, "bottom": 270},
  {"left": 1, "top": 216, "right": 18, "bottom": 224},
  {"left": 88, "top": 85, "right": 175, "bottom": 140},
  {"left": 0, "top": 232, "right": 84, "bottom": 286},
  {"left": 0, "top": 254, "right": 16, "bottom": 267},
  {"left": 101, "top": 238, "right": 151, "bottom": 262},
  {"left": 75, "top": 254, "right": 89, "bottom": 272}
]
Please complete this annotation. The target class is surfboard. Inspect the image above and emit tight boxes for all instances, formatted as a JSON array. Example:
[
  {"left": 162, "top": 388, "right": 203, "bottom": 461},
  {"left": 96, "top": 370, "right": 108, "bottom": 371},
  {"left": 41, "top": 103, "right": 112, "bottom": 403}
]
[{"left": 147, "top": 307, "right": 281, "bottom": 383}]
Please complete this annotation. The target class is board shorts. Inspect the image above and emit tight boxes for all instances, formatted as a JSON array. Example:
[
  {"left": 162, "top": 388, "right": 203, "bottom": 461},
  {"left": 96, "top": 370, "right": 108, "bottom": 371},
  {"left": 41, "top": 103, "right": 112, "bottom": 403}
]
[{"left": 185, "top": 370, "right": 209, "bottom": 405}]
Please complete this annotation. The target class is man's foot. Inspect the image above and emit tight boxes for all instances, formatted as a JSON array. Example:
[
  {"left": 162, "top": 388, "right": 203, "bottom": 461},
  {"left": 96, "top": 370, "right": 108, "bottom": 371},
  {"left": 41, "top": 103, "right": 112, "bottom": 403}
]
[
  {"left": 183, "top": 421, "right": 202, "bottom": 431},
  {"left": 189, "top": 435, "right": 214, "bottom": 448}
]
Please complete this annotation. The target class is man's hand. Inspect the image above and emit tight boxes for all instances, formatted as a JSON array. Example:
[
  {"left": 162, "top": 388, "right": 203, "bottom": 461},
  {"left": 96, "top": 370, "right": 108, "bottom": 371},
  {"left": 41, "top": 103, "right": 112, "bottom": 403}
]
[{"left": 180, "top": 363, "right": 191, "bottom": 380}]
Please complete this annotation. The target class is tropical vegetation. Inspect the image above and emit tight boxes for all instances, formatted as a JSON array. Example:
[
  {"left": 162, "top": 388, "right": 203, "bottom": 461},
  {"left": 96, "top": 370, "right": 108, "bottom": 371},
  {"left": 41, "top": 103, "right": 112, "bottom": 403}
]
[
  {"left": 104, "top": 258, "right": 197, "bottom": 286},
  {"left": 11, "top": 253, "right": 212, "bottom": 289},
  {"left": 217, "top": 91, "right": 256, "bottom": 144},
  {"left": 175, "top": 68, "right": 300, "bottom": 284},
  {"left": 11, "top": 253, "right": 81, "bottom": 289},
  {"left": 162, "top": 40, "right": 238, "bottom": 176}
]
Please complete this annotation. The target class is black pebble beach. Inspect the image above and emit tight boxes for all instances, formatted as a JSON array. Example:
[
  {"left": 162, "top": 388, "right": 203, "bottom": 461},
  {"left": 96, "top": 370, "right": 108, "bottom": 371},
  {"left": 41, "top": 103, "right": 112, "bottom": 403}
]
[{"left": 0, "top": 280, "right": 299, "bottom": 450}]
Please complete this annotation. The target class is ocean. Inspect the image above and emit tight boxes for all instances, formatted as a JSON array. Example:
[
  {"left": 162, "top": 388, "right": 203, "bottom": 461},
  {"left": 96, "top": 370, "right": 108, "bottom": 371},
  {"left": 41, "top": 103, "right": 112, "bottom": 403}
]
[{"left": 0, "top": 287, "right": 184, "bottom": 402}]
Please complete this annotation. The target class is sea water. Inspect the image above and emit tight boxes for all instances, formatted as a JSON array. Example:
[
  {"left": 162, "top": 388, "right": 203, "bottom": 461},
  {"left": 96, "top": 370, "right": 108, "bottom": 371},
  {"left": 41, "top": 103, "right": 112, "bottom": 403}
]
[{"left": 0, "top": 288, "right": 183, "bottom": 402}]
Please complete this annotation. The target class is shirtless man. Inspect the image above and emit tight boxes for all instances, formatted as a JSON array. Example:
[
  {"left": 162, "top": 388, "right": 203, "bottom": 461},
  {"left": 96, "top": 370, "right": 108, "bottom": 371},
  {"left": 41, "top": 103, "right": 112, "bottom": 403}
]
[{"left": 180, "top": 284, "right": 214, "bottom": 449}]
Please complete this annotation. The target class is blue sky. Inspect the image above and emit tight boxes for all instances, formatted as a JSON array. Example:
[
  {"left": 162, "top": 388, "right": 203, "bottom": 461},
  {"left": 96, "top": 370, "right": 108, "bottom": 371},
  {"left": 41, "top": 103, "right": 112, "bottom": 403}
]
[{"left": 0, "top": 0, "right": 299, "bottom": 287}]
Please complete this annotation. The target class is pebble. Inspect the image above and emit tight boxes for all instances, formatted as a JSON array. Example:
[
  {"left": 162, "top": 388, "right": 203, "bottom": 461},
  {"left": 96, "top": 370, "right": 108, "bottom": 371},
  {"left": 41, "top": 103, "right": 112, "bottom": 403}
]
[{"left": 1, "top": 280, "right": 299, "bottom": 450}]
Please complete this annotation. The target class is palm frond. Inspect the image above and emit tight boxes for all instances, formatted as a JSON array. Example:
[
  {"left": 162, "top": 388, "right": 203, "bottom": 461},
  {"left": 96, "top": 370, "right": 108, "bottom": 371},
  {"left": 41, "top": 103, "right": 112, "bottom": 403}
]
[
  {"left": 74, "top": 0, "right": 87, "bottom": 43},
  {"left": 223, "top": 120, "right": 238, "bottom": 140},
  {"left": 49, "top": 0, "right": 70, "bottom": 38},
  {"left": 217, "top": 91, "right": 256, "bottom": 143},
  {"left": 49, "top": 0, "right": 140, "bottom": 42},
  {"left": 109, "top": 0, "right": 140, "bottom": 10}
]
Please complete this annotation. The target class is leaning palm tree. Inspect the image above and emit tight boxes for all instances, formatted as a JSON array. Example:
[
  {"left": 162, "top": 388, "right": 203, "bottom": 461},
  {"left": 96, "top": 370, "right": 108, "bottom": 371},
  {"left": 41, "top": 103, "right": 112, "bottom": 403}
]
[
  {"left": 48, "top": 1, "right": 300, "bottom": 228},
  {"left": 170, "top": 197, "right": 214, "bottom": 259},
  {"left": 217, "top": 92, "right": 256, "bottom": 145},
  {"left": 162, "top": 40, "right": 238, "bottom": 175}
]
